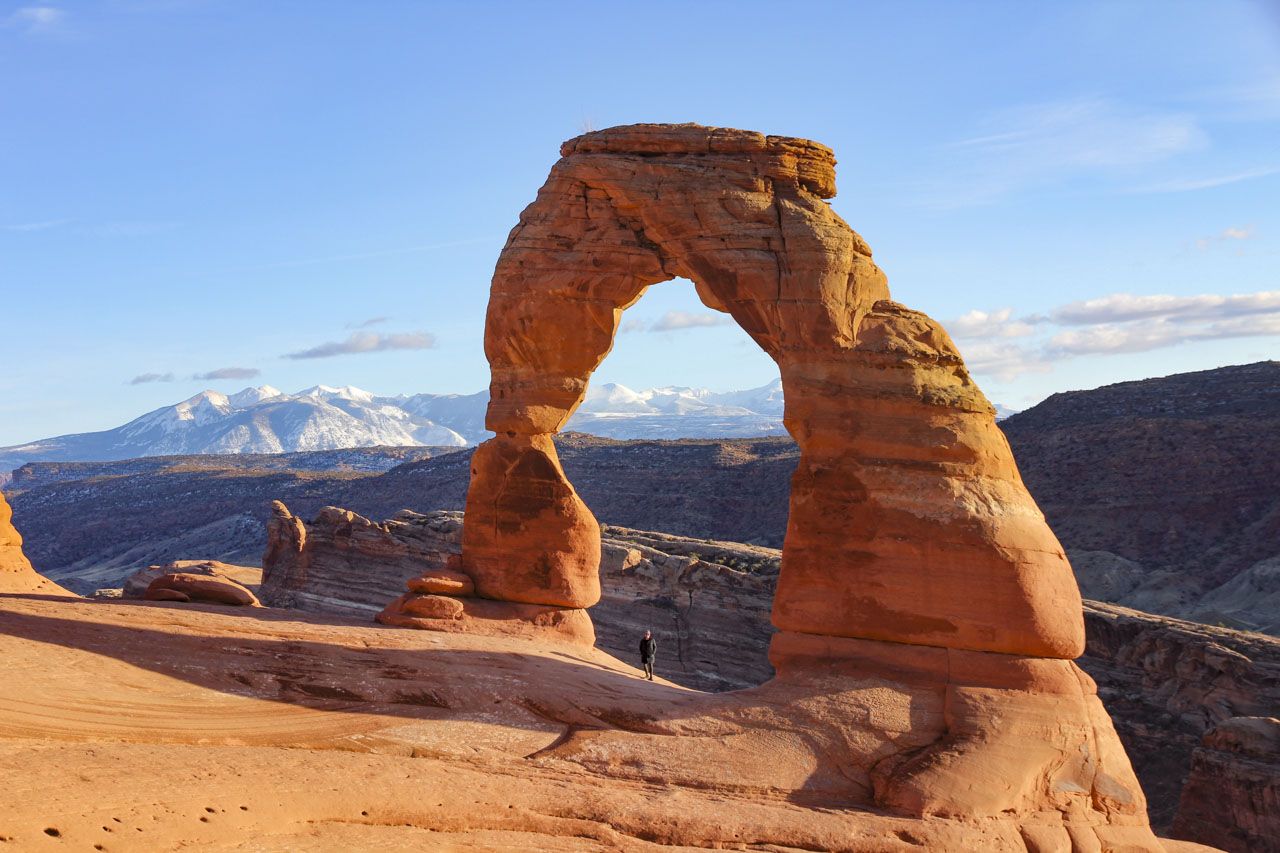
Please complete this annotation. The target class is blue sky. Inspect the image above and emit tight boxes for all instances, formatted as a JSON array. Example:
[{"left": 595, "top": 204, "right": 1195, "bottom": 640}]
[{"left": 2, "top": 0, "right": 1277, "bottom": 445}]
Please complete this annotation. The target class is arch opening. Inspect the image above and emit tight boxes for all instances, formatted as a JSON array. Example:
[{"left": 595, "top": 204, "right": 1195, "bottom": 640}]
[{"left": 384, "top": 123, "right": 1086, "bottom": 667}]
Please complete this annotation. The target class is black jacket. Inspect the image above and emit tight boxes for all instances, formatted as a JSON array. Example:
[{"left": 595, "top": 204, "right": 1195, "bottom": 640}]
[{"left": 639, "top": 636, "right": 657, "bottom": 662}]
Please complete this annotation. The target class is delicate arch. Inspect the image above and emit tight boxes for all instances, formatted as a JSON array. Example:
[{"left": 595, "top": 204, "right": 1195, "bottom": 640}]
[{"left": 406, "top": 124, "right": 1085, "bottom": 659}]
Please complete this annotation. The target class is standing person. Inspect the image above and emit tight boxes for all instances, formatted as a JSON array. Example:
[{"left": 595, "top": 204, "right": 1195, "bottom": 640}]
[{"left": 639, "top": 630, "right": 657, "bottom": 681}]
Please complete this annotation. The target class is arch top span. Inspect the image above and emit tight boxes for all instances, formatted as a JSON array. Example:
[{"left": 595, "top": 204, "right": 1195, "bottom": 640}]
[
  {"left": 389, "top": 123, "right": 1085, "bottom": 662},
  {"left": 486, "top": 123, "right": 890, "bottom": 437}
]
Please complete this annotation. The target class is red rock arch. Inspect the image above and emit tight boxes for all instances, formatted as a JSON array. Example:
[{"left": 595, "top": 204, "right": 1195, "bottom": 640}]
[{"left": 428, "top": 123, "right": 1086, "bottom": 660}]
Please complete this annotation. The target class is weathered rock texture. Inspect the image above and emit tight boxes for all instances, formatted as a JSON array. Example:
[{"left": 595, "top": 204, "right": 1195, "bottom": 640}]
[
  {"left": 261, "top": 504, "right": 776, "bottom": 691},
  {"left": 373, "top": 123, "right": 1156, "bottom": 843},
  {"left": 143, "top": 572, "right": 261, "bottom": 607},
  {"left": 1082, "top": 602, "right": 1280, "bottom": 846},
  {"left": 1171, "top": 717, "right": 1280, "bottom": 853},
  {"left": 123, "top": 560, "right": 261, "bottom": 599},
  {"left": 0, "top": 488, "right": 70, "bottom": 595},
  {"left": 429, "top": 122, "right": 1084, "bottom": 660},
  {"left": 257, "top": 504, "right": 1276, "bottom": 843},
  {"left": 1002, "top": 361, "right": 1280, "bottom": 634}
]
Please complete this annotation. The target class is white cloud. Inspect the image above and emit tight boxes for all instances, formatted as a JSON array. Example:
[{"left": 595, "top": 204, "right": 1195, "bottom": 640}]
[
  {"left": 951, "top": 288, "right": 1280, "bottom": 380},
  {"left": 283, "top": 331, "right": 437, "bottom": 360},
  {"left": 130, "top": 372, "right": 174, "bottom": 385},
  {"left": 1196, "top": 224, "right": 1257, "bottom": 250},
  {"left": 7, "top": 6, "right": 67, "bottom": 35},
  {"left": 955, "top": 340, "right": 1054, "bottom": 383},
  {"left": 649, "top": 311, "right": 731, "bottom": 332},
  {"left": 948, "top": 307, "right": 1038, "bottom": 339},
  {"left": 193, "top": 367, "right": 260, "bottom": 380},
  {"left": 1050, "top": 290, "right": 1280, "bottom": 325}
]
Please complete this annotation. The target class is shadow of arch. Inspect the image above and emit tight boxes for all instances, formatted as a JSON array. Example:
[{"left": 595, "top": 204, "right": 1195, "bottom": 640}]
[{"left": 424, "top": 123, "right": 1085, "bottom": 662}]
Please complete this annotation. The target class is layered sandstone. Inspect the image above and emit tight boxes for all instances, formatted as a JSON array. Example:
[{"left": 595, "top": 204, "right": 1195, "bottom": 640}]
[
  {"left": 0, "top": 488, "right": 71, "bottom": 595},
  {"left": 0, "top": 592, "right": 1208, "bottom": 853},
  {"left": 1172, "top": 717, "right": 1280, "bottom": 852},
  {"left": 437, "top": 122, "right": 1084, "bottom": 660},
  {"left": 123, "top": 560, "right": 261, "bottom": 599},
  {"left": 370, "top": 123, "right": 1155, "bottom": 843},
  {"left": 261, "top": 504, "right": 776, "bottom": 690}
]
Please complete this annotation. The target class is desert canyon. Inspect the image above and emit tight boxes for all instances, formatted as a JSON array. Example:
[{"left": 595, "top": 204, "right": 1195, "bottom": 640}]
[{"left": 0, "top": 124, "right": 1253, "bottom": 852}]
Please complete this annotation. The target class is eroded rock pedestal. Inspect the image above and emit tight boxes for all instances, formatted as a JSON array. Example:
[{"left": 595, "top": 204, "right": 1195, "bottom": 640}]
[
  {"left": 0, "top": 489, "right": 71, "bottom": 596},
  {"left": 375, "top": 123, "right": 1164, "bottom": 847}
]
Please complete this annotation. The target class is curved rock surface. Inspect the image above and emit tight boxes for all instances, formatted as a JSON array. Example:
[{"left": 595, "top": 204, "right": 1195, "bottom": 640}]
[
  {"left": 373, "top": 123, "right": 1155, "bottom": 843},
  {"left": 0, "top": 488, "right": 71, "bottom": 596},
  {"left": 0, "top": 593, "right": 1209, "bottom": 852},
  {"left": 435, "top": 122, "right": 1083, "bottom": 658},
  {"left": 144, "top": 572, "right": 261, "bottom": 607}
]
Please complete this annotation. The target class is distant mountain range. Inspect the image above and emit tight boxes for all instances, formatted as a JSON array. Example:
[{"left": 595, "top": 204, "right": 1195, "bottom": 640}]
[
  {"left": 0, "top": 380, "right": 791, "bottom": 474},
  {"left": 0, "top": 378, "right": 1016, "bottom": 475}
]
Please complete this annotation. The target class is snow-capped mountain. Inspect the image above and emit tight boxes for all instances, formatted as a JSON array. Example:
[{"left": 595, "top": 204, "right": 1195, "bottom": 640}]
[
  {"left": 0, "top": 377, "right": 1011, "bottom": 474},
  {"left": 0, "top": 385, "right": 468, "bottom": 473}
]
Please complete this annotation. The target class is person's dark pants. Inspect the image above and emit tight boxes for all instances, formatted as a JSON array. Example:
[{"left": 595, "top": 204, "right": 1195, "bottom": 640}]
[{"left": 643, "top": 660, "right": 653, "bottom": 680}]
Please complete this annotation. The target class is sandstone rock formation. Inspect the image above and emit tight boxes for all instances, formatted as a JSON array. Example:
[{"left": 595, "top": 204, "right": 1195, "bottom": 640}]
[
  {"left": 0, "top": 488, "right": 71, "bottom": 595},
  {"left": 0, "top": 590, "right": 1229, "bottom": 852},
  {"left": 262, "top": 504, "right": 778, "bottom": 690},
  {"left": 261, "top": 501, "right": 464, "bottom": 617},
  {"left": 372, "top": 123, "right": 1157, "bottom": 844},
  {"left": 1172, "top": 717, "right": 1280, "bottom": 853},
  {"left": 123, "top": 560, "right": 261, "bottom": 599},
  {"left": 143, "top": 572, "right": 261, "bottom": 606}
]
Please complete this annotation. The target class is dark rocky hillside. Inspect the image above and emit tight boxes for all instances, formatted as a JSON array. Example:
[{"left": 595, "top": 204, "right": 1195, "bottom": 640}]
[
  {"left": 6, "top": 435, "right": 797, "bottom": 593},
  {"left": 1002, "top": 361, "right": 1280, "bottom": 632}
]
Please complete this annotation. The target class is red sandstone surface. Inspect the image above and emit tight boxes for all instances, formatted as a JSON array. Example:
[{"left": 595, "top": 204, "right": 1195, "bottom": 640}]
[
  {"left": 0, "top": 593, "right": 1220, "bottom": 852},
  {"left": 0, "top": 125, "right": 1230, "bottom": 851}
]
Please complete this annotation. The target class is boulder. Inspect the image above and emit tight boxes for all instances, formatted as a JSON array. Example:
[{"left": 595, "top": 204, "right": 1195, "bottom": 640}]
[
  {"left": 144, "top": 588, "right": 191, "bottom": 603},
  {"left": 145, "top": 572, "right": 261, "bottom": 607},
  {"left": 124, "top": 560, "right": 261, "bottom": 599}
]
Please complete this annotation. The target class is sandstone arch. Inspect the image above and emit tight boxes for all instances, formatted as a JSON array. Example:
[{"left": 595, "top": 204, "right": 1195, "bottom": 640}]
[{"left": 390, "top": 123, "right": 1084, "bottom": 660}]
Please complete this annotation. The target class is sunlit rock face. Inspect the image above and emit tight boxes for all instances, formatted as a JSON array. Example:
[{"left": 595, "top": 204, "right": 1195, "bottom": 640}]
[
  {"left": 0, "top": 488, "right": 70, "bottom": 595},
  {"left": 376, "top": 123, "right": 1164, "bottom": 846},
  {"left": 459, "top": 123, "right": 1083, "bottom": 657}
]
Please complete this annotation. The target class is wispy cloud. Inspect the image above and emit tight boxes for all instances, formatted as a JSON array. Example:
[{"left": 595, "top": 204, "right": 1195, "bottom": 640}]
[
  {"left": 130, "top": 372, "right": 174, "bottom": 385},
  {"left": 87, "top": 220, "right": 180, "bottom": 237},
  {"left": 2, "top": 218, "right": 71, "bottom": 232},
  {"left": 648, "top": 311, "right": 732, "bottom": 332},
  {"left": 919, "top": 96, "right": 1209, "bottom": 207},
  {"left": 1195, "top": 223, "right": 1257, "bottom": 250},
  {"left": 193, "top": 367, "right": 260, "bottom": 380},
  {"left": 948, "top": 308, "right": 1037, "bottom": 340},
  {"left": 283, "top": 331, "right": 436, "bottom": 360},
  {"left": 6, "top": 5, "right": 68, "bottom": 36},
  {"left": 1125, "top": 166, "right": 1280, "bottom": 195},
  {"left": 346, "top": 316, "right": 391, "bottom": 329},
  {"left": 952, "top": 288, "right": 1280, "bottom": 381},
  {"left": 1051, "top": 290, "right": 1278, "bottom": 325}
]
